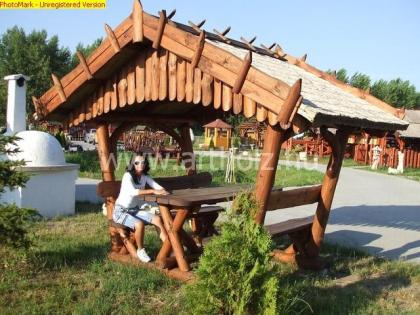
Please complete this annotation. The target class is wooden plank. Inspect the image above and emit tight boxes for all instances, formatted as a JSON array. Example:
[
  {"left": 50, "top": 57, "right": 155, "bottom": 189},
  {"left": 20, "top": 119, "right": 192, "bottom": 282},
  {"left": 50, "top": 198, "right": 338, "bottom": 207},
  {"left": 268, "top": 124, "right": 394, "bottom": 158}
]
[
  {"left": 79, "top": 103, "right": 86, "bottom": 123},
  {"left": 135, "top": 51, "right": 146, "bottom": 103},
  {"left": 111, "top": 74, "right": 118, "bottom": 110},
  {"left": 144, "top": 49, "right": 152, "bottom": 102},
  {"left": 256, "top": 103, "right": 267, "bottom": 122},
  {"left": 151, "top": 49, "right": 160, "bottom": 101},
  {"left": 185, "top": 62, "right": 194, "bottom": 103},
  {"left": 277, "top": 79, "right": 302, "bottom": 129},
  {"left": 159, "top": 49, "right": 168, "bottom": 101},
  {"left": 193, "top": 68, "right": 202, "bottom": 104},
  {"left": 177, "top": 58, "right": 186, "bottom": 102},
  {"left": 222, "top": 83, "right": 232, "bottom": 111},
  {"left": 266, "top": 217, "right": 313, "bottom": 236},
  {"left": 213, "top": 78, "right": 222, "bottom": 109},
  {"left": 266, "top": 185, "right": 321, "bottom": 211},
  {"left": 118, "top": 67, "right": 128, "bottom": 107},
  {"left": 190, "top": 30, "right": 205, "bottom": 69},
  {"left": 243, "top": 96, "right": 256, "bottom": 118},
  {"left": 168, "top": 52, "right": 177, "bottom": 101},
  {"left": 232, "top": 93, "right": 242, "bottom": 114},
  {"left": 201, "top": 73, "right": 213, "bottom": 106},
  {"left": 104, "top": 79, "right": 112, "bottom": 113},
  {"left": 126, "top": 63, "right": 136, "bottom": 105}
]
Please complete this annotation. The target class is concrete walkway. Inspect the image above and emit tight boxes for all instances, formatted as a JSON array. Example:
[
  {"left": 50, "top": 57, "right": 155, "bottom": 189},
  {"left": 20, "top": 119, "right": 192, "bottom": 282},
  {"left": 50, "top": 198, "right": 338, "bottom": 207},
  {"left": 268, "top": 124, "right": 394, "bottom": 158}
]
[{"left": 76, "top": 152, "right": 420, "bottom": 263}]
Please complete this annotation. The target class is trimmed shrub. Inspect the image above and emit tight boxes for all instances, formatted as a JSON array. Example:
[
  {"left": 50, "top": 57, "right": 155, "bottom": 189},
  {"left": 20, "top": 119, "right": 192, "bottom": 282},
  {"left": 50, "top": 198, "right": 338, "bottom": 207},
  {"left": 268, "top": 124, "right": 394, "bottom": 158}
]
[{"left": 183, "top": 192, "right": 278, "bottom": 315}]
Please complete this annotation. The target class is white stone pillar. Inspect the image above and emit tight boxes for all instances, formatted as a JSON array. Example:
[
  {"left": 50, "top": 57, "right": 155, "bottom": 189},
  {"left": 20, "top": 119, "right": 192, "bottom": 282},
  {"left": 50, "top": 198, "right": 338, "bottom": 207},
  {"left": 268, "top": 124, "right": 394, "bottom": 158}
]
[{"left": 4, "top": 74, "right": 30, "bottom": 135}]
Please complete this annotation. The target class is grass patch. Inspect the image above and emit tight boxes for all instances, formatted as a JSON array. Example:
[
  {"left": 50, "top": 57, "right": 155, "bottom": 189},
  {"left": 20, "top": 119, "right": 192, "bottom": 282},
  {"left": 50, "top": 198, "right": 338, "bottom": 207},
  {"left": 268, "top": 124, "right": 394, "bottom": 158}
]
[
  {"left": 1, "top": 205, "right": 419, "bottom": 314},
  {"left": 66, "top": 152, "right": 324, "bottom": 187}
]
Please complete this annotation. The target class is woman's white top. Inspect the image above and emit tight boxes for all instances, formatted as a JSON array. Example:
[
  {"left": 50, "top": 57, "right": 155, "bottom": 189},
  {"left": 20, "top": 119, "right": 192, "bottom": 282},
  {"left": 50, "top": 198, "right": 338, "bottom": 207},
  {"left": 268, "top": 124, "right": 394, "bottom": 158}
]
[{"left": 115, "top": 172, "right": 163, "bottom": 208}]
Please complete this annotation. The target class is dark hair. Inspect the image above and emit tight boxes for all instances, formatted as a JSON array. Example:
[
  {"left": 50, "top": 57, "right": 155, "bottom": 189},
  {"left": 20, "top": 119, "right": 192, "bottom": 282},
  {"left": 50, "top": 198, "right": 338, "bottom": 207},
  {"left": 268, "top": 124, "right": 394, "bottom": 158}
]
[{"left": 126, "top": 153, "right": 150, "bottom": 185}]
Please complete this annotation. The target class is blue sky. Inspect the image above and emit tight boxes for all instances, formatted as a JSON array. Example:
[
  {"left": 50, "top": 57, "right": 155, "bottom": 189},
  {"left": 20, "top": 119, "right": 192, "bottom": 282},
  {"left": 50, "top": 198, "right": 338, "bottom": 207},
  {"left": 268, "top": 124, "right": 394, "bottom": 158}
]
[{"left": 1, "top": 0, "right": 419, "bottom": 89}]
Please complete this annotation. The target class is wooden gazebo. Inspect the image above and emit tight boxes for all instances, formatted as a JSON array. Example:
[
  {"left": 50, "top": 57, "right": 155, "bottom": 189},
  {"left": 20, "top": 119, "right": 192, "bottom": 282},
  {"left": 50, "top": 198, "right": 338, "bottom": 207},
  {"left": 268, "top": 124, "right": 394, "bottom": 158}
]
[
  {"left": 33, "top": 1, "right": 408, "bottom": 278},
  {"left": 203, "top": 118, "right": 232, "bottom": 150}
]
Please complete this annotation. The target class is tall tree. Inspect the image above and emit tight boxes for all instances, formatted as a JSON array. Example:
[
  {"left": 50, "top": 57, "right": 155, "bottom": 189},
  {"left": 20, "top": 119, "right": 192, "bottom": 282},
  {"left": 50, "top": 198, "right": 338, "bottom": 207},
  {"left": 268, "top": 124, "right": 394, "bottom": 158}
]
[
  {"left": 350, "top": 72, "right": 371, "bottom": 91},
  {"left": 0, "top": 27, "right": 71, "bottom": 126},
  {"left": 371, "top": 78, "right": 417, "bottom": 108}
]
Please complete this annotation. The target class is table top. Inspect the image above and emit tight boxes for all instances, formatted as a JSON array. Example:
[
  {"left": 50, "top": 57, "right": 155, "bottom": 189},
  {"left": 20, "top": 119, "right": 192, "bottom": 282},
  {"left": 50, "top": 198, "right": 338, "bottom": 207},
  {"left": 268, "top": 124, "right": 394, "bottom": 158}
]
[{"left": 142, "top": 185, "right": 251, "bottom": 207}]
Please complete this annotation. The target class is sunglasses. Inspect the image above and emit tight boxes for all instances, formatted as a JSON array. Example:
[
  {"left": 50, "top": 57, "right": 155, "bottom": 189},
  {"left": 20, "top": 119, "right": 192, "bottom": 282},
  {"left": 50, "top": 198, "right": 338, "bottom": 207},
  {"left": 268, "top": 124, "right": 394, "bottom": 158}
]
[{"left": 134, "top": 161, "right": 145, "bottom": 165}]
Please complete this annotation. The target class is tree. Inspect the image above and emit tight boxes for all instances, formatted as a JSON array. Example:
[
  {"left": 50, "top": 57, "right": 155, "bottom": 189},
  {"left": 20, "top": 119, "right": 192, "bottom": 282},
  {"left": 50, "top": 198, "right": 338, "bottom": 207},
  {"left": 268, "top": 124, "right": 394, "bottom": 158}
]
[
  {"left": 371, "top": 78, "right": 417, "bottom": 108},
  {"left": 0, "top": 135, "right": 39, "bottom": 248},
  {"left": 0, "top": 27, "right": 71, "bottom": 126},
  {"left": 336, "top": 68, "right": 349, "bottom": 83},
  {"left": 350, "top": 72, "right": 371, "bottom": 90},
  {"left": 69, "top": 38, "right": 102, "bottom": 69}
]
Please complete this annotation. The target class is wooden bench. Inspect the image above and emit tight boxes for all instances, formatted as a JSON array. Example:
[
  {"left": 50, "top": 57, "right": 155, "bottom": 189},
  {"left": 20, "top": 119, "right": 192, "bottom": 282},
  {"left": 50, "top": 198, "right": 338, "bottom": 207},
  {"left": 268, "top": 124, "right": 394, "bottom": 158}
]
[{"left": 97, "top": 172, "right": 224, "bottom": 254}]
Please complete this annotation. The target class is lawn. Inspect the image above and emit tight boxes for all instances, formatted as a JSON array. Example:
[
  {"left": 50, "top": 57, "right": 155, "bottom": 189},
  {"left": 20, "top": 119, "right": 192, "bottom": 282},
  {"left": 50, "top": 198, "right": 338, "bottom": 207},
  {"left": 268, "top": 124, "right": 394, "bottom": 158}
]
[
  {"left": 1, "top": 204, "right": 419, "bottom": 314},
  {"left": 65, "top": 151, "right": 324, "bottom": 187}
]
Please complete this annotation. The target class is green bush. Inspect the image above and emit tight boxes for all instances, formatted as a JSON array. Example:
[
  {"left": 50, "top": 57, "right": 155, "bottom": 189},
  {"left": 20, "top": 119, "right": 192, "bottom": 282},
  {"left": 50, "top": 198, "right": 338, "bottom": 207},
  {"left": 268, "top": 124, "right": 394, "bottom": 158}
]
[
  {"left": 183, "top": 192, "right": 278, "bottom": 315},
  {"left": 0, "top": 135, "right": 39, "bottom": 248},
  {"left": 0, "top": 204, "right": 40, "bottom": 248}
]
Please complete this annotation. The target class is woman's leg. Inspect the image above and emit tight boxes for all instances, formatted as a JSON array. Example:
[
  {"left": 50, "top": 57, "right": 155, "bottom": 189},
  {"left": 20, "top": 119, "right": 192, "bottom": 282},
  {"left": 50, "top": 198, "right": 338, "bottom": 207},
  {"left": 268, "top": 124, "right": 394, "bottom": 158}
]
[
  {"left": 151, "top": 215, "right": 168, "bottom": 242},
  {"left": 134, "top": 221, "right": 145, "bottom": 249}
]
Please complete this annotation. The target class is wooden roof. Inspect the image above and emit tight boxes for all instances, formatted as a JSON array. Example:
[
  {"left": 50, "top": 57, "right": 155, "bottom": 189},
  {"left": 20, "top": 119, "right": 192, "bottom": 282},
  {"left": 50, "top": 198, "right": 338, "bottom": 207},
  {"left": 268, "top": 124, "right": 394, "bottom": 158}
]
[
  {"left": 398, "top": 110, "right": 420, "bottom": 139},
  {"left": 33, "top": 0, "right": 408, "bottom": 132},
  {"left": 203, "top": 119, "right": 232, "bottom": 129}
]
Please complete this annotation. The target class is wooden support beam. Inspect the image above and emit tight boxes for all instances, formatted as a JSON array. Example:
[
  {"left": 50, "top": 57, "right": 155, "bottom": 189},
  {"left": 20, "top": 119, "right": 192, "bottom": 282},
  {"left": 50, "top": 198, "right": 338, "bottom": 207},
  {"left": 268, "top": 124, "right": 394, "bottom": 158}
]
[
  {"left": 188, "top": 19, "right": 206, "bottom": 33},
  {"left": 254, "top": 124, "right": 289, "bottom": 224},
  {"left": 180, "top": 124, "right": 196, "bottom": 175},
  {"left": 152, "top": 10, "right": 166, "bottom": 49},
  {"left": 76, "top": 51, "right": 93, "bottom": 80},
  {"left": 213, "top": 26, "right": 231, "bottom": 42},
  {"left": 232, "top": 51, "right": 252, "bottom": 94},
  {"left": 266, "top": 185, "right": 321, "bottom": 211},
  {"left": 51, "top": 74, "right": 66, "bottom": 102},
  {"left": 132, "top": 0, "right": 144, "bottom": 43},
  {"left": 190, "top": 30, "right": 206, "bottom": 69},
  {"left": 305, "top": 127, "right": 351, "bottom": 258},
  {"left": 277, "top": 79, "right": 302, "bottom": 130},
  {"left": 104, "top": 24, "right": 121, "bottom": 53},
  {"left": 300, "top": 54, "right": 307, "bottom": 62}
]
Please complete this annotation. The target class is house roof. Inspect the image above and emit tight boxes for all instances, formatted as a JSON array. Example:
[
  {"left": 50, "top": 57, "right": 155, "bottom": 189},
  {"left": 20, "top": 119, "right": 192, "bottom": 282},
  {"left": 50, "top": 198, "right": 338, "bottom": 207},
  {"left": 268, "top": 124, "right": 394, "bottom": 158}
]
[
  {"left": 33, "top": 1, "right": 408, "bottom": 132},
  {"left": 398, "top": 110, "right": 420, "bottom": 139},
  {"left": 203, "top": 119, "right": 232, "bottom": 129}
]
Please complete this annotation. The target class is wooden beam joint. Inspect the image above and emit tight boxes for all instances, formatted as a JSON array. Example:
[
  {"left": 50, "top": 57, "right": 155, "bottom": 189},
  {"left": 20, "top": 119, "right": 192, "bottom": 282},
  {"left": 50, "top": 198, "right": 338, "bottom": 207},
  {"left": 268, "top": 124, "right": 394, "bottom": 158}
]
[
  {"left": 51, "top": 73, "right": 66, "bottom": 102},
  {"left": 277, "top": 79, "right": 302, "bottom": 130},
  {"left": 132, "top": 0, "right": 144, "bottom": 43},
  {"left": 105, "top": 23, "right": 121, "bottom": 53},
  {"left": 190, "top": 30, "right": 206, "bottom": 69},
  {"left": 76, "top": 51, "right": 93, "bottom": 80},
  {"left": 153, "top": 10, "right": 167, "bottom": 49},
  {"left": 232, "top": 51, "right": 252, "bottom": 94}
]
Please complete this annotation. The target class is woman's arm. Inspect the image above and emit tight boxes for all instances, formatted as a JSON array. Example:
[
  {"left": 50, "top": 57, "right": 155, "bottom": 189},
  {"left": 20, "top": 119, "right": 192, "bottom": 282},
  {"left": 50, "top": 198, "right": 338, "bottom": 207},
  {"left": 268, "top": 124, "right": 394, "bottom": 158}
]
[{"left": 144, "top": 175, "right": 169, "bottom": 195}]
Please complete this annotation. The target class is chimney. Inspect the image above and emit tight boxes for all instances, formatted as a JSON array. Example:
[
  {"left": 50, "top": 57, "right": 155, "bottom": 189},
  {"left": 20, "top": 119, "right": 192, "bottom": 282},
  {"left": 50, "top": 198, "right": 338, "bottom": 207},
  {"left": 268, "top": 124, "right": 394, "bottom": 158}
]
[{"left": 4, "top": 74, "right": 30, "bottom": 135}]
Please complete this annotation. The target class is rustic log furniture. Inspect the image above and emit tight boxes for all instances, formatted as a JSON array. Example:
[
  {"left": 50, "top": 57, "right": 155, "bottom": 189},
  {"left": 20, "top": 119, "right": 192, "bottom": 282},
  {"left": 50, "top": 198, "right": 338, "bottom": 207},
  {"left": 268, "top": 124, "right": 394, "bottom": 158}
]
[{"left": 34, "top": 0, "right": 408, "bottom": 281}]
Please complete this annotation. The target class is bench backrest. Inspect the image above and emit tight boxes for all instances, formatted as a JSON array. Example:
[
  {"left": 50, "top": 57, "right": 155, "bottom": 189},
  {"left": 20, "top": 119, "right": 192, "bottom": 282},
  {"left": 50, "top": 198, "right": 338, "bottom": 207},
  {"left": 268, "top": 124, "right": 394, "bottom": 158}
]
[{"left": 97, "top": 172, "right": 213, "bottom": 199}]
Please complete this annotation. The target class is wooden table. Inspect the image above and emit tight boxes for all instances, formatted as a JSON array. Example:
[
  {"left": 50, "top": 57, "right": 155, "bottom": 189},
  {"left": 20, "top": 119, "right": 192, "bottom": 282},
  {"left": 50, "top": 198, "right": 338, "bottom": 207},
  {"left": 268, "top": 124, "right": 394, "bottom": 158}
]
[{"left": 141, "top": 185, "right": 248, "bottom": 271}]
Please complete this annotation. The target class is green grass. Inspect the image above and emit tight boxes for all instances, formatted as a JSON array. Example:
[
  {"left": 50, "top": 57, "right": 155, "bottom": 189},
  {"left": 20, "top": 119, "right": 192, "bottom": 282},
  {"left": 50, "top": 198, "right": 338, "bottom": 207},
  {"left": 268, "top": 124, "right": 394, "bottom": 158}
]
[
  {"left": 65, "top": 151, "right": 324, "bottom": 187},
  {"left": 1, "top": 205, "right": 419, "bottom": 314}
]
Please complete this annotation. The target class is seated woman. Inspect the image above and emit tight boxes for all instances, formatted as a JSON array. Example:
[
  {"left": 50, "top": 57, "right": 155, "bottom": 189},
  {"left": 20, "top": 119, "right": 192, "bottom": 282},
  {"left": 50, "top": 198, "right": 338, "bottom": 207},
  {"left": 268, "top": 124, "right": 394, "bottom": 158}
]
[{"left": 113, "top": 154, "right": 169, "bottom": 262}]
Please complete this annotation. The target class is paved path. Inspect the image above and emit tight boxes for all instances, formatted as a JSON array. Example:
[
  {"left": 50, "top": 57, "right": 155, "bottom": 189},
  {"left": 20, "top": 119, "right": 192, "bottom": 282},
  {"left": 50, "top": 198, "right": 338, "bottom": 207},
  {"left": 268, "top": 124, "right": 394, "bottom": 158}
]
[{"left": 76, "top": 151, "right": 420, "bottom": 262}]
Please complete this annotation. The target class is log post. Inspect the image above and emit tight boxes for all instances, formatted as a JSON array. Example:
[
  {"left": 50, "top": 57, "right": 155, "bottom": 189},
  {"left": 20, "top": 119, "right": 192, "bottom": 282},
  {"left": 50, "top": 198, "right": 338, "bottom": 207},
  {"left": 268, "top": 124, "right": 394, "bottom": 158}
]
[
  {"left": 96, "top": 123, "right": 120, "bottom": 252},
  {"left": 305, "top": 127, "right": 350, "bottom": 257},
  {"left": 180, "top": 124, "right": 196, "bottom": 175},
  {"left": 254, "top": 124, "right": 288, "bottom": 224}
]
